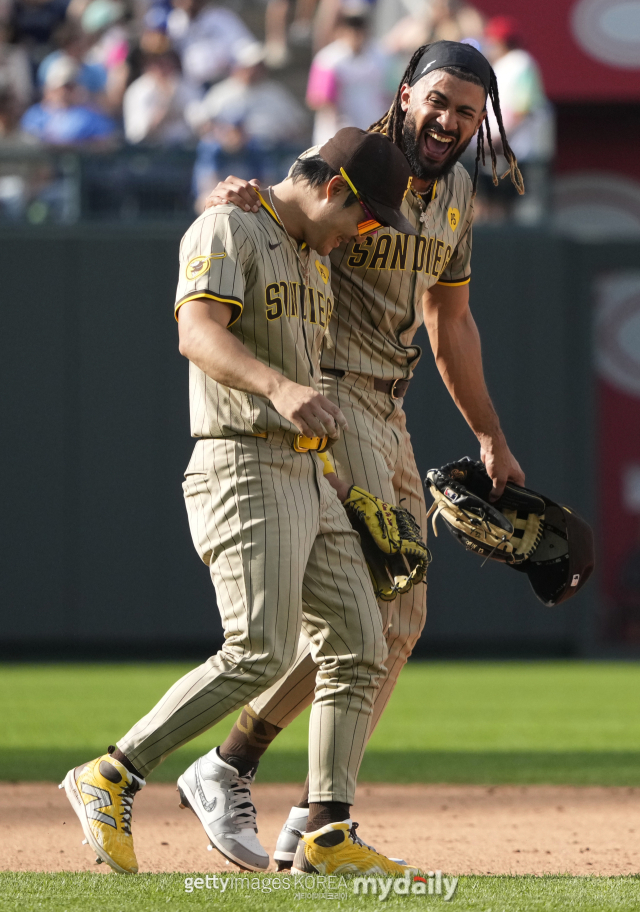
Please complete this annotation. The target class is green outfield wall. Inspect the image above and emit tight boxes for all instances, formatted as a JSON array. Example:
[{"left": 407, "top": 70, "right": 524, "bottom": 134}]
[{"left": 0, "top": 225, "right": 635, "bottom": 659}]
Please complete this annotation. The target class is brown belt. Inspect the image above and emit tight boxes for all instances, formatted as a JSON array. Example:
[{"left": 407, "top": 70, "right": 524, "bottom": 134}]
[
  {"left": 322, "top": 368, "right": 410, "bottom": 400},
  {"left": 373, "top": 377, "right": 410, "bottom": 400}
]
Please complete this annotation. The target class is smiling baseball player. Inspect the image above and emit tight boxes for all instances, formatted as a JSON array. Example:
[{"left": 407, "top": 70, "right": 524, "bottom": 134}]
[
  {"left": 203, "top": 40, "right": 527, "bottom": 870},
  {"left": 60, "top": 128, "right": 428, "bottom": 878}
]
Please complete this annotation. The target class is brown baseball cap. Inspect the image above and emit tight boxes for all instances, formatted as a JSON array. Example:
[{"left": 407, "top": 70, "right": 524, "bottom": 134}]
[{"left": 318, "top": 127, "right": 417, "bottom": 236}]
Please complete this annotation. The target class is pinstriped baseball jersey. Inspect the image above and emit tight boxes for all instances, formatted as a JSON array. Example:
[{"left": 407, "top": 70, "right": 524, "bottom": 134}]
[
  {"left": 324, "top": 161, "right": 473, "bottom": 379},
  {"left": 174, "top": 193, "right": 334, "bottom": 439}
]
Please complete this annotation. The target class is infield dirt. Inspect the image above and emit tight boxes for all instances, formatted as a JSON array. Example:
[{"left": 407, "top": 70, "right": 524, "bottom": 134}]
[{"left": 1, "top": 782, "right": 639, "bottom": 876}]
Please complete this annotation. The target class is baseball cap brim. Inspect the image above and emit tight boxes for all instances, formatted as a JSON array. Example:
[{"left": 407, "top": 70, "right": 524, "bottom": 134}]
[{"left": 361, "top": 194, "right": 418, "bottom": 236}]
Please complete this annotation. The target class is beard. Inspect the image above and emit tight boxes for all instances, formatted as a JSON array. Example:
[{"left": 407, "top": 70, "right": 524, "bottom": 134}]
[{"left": 402, "top": 111, "right": 473, "bottom": 182}]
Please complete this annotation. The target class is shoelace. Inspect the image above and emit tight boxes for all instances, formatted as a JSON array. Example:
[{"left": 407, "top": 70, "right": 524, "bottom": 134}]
[
  {"left": 227, "top": 773, "right": 258, "bottom": 830},
  {"left": 118, "top": 781, "right": 140, "bottom": 836},
  {"left": 348, "top": 821, "right": 379, "bottom": 855}
]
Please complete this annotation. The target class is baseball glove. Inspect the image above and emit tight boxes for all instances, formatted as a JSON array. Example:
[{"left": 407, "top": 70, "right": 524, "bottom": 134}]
[
  {"left": 425, "top": 457, "right": 545, "bottom": 565},
  {"left": 343, "top": 486, "right": 431, "bottom": 600}
]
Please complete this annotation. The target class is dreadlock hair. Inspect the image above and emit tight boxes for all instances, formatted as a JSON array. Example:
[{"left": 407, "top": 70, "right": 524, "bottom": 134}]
[{"left": 369, "top": 44, "right": 524, "bottom": 196}]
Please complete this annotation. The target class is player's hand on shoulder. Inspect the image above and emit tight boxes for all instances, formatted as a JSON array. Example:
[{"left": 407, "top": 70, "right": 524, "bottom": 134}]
[
  {"left": 205, "top": 177, "right": 261, "bottom": 213},
  {"left": 480, "top": 432, "right": 525, "bottom": 501},
  {"left": 270, "top": 379, "right": 348, "bottom": 440}
]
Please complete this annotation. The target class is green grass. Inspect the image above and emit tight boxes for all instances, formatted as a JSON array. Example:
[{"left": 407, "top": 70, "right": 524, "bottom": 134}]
[
  {"left": 2, "top": 873, "right": 640, "bottom": 912},
  {"left": 2, "top": 661, "right": 640, "bottom": 785}
]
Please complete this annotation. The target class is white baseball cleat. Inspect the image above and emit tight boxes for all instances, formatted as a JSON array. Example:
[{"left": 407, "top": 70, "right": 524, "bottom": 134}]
[
  {"left": 177, "top": 748, "right": 269, "bottom": 872},
  {"left": 274, "top": 806, "right": 309, "bottom": 871}
]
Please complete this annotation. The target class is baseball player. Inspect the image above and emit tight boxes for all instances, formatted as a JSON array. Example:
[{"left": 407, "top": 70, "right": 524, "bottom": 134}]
[
  {"left": 60, "top": 128, "right": 424, "bottom": 877},
  {"left": 203, "top": 40, "right": 527, "bottom": 869}
]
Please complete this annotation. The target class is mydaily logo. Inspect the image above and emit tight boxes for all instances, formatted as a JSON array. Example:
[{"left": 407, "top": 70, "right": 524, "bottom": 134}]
[{"left": 354, "top": 872, "right": 458, "bottom": 901}]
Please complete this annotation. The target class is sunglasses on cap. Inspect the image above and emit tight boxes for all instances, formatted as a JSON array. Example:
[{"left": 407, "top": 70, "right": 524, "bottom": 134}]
[{"left": 339, "top": 167, "right": 383, "bottom": 235}]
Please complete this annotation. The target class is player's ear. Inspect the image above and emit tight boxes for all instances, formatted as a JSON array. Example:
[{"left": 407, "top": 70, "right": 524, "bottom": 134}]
[
  {"left": 400, "top": 84, "right": 412, "bottom": 113},
  {"left": 326, "top": 174, "right": 350, "bottom": 203}
]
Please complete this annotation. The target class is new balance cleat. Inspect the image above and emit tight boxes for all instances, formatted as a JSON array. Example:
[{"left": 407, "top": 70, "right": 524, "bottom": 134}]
[
  {"left": 274, "top": 805, "right": 309, "bottom": 871},
  {"left": 60, "top": 755, "right": 145, "bottom": 874},
  {"left": 292, "top": 820, "right": 418, "bottom": 876},
  {"left": 177, "top": 747, "right": 269, "bottom": 872}
]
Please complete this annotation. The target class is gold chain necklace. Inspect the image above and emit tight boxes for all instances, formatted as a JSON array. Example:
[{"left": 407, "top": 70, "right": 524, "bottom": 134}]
[{"left": 267, "top": 186, "right": 310, "bottom": 285}]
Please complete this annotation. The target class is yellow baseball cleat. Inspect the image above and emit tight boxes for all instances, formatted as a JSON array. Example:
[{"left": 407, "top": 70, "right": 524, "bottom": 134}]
[
  {"left": 59, "top": 755, "right": 145, "bottom": 874},
  {"left": 292, "top": 820, "right": 419, "bottom": 876}
]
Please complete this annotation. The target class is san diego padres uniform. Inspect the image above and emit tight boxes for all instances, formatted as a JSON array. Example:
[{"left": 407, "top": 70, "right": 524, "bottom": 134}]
[
  {"left": 117, "top": 195, "right": 387, "bottom": 804},
  {"left": 250, "top": 162, "right": 472, "bottom": 732}
]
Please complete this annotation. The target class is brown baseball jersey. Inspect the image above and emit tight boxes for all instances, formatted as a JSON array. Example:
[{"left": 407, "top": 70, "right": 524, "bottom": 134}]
[
  {"left": 174, "top": 193, "right": 334, "bottom": 439},
  {"left": 324, "top": 161, "right": 473, "bottom": 380}
]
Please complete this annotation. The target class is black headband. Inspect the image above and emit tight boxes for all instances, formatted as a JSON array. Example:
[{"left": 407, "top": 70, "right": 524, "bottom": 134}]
[{"left": 409, "top": 40, "right": 492, "bottom": 93}]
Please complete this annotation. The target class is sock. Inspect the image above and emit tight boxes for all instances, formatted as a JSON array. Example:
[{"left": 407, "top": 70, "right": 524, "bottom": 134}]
[
  {"left": 297, "top": 775, "right": 310, "bottom": 809},
  {"left": 108, "top": 746, "right": 143, "bottom": 780},
  {"left": 307, "top": 802, "right": 350, "bottom": 832},
  {"left": 219, "top": 706, "right": 283, "bottom": 772},
  {"left": 216, "top": 751, "right": 256, "bottom": 778}
]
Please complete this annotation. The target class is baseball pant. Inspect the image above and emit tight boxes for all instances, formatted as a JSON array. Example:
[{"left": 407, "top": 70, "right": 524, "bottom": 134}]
[
  {"left": 249, "top": 372, "right": 427, "bottom": 734},
  {"left": 117, "top": 434, "right": 387, "bottom": 804}
]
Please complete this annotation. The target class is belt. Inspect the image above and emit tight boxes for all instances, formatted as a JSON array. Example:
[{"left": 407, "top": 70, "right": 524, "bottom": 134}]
[
  {"left": 293, "top": 434, "right": 330, "bottom": 453},
  {"left": 373, "top": 377, "right": 410, "bottom": 400},
  {"left": 322, "top": 368, "right": 410, "bottom": 400},
  {"left": 252, "top": 430, "right": 329, "bottom": 453}
]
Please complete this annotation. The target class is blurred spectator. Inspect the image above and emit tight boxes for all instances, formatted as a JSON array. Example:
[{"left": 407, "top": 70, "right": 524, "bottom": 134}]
[
  {"left": 188, "top": 42, "right": 307, "bottom": 207},
  {"left": 0, "top": 80, "right": 31, "bottom": 140},
  {"left": 123, "top": 49, "right": 197, "bottom": 144},
  {"left": 384, "top": 0, "right": 484, "bottom": 57},
  {"left": 263, "top": 0, "right": 318, "bottom": 69},
  {"left": 0, "top": 19, "right": 33, "bottom": 107},
  {"left": 482, "top": 15, "right": 555, "bottom": 222},
  {"left": 484, "top": 16, "right": 554, "bottom": 163},
  {"left": 0, "top": 83, "right": 32, "bottom": 218},
  {"left": 38, "top": 22, "right": 107, "bottom": 102},
  {"left": 7, "top": 0, "right": 71, "bottom": 70},
  {"left": 81, "top": 0, "right": 130, "bottom": 111},
  {"left": 166, "top": 0, "right": 255, "bottom": 92},
  {"left": 21, "top": 53, "right": 116, "bottom": 144},
  {"left": 139, "top": 4, "right": 172, "bottom": 56},
  {"left": 115, "top": 4, "right": 172, "bottom": 106},
  {"left": 306, "top": 2, "right": 393, "bottom": 145}
]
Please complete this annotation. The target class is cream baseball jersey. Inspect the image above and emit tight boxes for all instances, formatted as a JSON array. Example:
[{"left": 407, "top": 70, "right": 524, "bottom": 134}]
[
  {"left": 324, "top": 161, "right": 473, "bottom": 379},
  {"left": 174, "top": 194, "right": 334, "bottom": 439}
]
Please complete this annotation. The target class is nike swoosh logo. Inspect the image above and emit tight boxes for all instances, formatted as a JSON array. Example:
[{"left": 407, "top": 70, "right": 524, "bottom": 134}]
[
  {"left": 421, "top": 60, "right": 436, "bottom": 73},
  {"left": 195, "top": 765, "right": 217, "bottom": 813},
  {"left": 268, "top": 241, "right": 282, "bottom": 250}
]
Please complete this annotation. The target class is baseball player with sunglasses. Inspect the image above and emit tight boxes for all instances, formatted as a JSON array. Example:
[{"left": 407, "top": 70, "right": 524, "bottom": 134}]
[
  {"left": 61, "top": 128, "right": 429, "bottom": 877},
  {"left": 203, "top": 40, "right": 526, "bottom": 870}
]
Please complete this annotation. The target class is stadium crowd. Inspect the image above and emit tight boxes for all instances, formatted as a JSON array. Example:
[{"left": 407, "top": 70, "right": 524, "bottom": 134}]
[{"left": 0, "top": 0, "right": 553, "bottom": 220}]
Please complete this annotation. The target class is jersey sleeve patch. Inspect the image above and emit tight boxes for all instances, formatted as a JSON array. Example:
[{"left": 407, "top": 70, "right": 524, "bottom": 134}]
[{"left": 185, "top": 252, "right": 226, "bottom": 281}]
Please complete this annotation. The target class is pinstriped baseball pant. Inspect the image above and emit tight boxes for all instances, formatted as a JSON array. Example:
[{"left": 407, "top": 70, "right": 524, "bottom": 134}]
[
  {"left": 117, "top": 434, "right": 387, "bottom": 804},
  {"left": 249, "top": 373, "right": 427, "bottom": 734}
]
